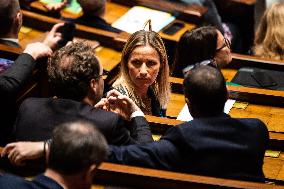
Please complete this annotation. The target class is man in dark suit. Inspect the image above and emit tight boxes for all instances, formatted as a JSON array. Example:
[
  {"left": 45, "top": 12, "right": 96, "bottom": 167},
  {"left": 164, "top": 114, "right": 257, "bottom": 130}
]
[
  {"left": 0, "top": 0, "right": 22, "bottom": 48},
  {"left": 0, "top": 23, "right": 64, "bottom": 146},
  {"left": 0, "top": 120, "right": 108, "bottom": 189},
  {"left": 12, "top": 42, "right": 152, "bottom": 146},
  {"left": 108, "top": 65, "right": 269, "bottom": 181}
]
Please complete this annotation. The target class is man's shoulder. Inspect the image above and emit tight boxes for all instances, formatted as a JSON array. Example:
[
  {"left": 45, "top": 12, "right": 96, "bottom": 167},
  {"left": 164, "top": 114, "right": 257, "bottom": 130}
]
[{"left": 0, "top": 174, "right": 30, "bottom": 188}]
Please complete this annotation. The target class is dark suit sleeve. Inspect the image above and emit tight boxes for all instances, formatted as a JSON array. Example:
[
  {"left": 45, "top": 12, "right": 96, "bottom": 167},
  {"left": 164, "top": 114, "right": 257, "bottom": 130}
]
[
  {"left": 110, "top": 116, "right": 153, "bottom": 145},
  {"left": 108, "top": 139, "right": 181, "bottom": 170},
  {"left": 0, "top": 53, "right": 36, "bottom": 95}
]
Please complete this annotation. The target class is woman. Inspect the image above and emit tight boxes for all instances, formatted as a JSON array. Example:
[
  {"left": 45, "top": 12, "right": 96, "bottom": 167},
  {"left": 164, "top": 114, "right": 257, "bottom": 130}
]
[
  {"left": 254, "top": 3, "right": 284, "bottom": 60},
  {"left": 172, "top": 26, "right": 232, "bottom": 77},
  {"left": 113, "top": 30, "right": 170, "bottom": 117}
]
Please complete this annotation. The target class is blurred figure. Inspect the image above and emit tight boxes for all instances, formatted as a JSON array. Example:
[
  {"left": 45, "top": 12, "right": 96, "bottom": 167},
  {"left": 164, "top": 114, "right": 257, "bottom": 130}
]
[
  {"left": 254, "top": 2, "right": 284, "bottom": 60},
  {"left": 0, "top": 120, "right": 107, "bottom": 189},
  {"left": 75, "top": 0, "right": 121, "bottom": 32},
  {"left": 0, "top": 0, "right": 22, "bottom": 48}
]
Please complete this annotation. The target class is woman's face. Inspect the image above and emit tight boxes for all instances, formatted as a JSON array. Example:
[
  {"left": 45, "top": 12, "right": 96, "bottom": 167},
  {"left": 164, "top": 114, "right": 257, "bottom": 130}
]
[
  {"left": 214, "top": 30, "right": 232, "bottom": 68},
  {"left": 127, "top": 45, "right": 161, "bottom": 89}
]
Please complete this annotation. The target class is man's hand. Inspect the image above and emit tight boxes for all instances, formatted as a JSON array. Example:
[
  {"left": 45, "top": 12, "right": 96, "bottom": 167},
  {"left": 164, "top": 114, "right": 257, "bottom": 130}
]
[
  {"left": 43, "top": 0, "right": 67, "bottom": 12},
  {"left": 23, "top": 42, "right": 52, "bottom": 60},
  {"left": 1, "top": 141, "right": 45, "bottom": 166},
  {"left": 43, "top": 23, "right": 65, "bottom": 50},
  {"left": 105, "top": 89, "right": 142, "bottom": 120}
]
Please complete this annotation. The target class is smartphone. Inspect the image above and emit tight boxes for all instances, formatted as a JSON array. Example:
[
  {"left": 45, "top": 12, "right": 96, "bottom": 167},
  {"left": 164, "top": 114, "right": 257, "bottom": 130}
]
[
  {"left": 57, "top": 22, "right": 76, "bottom": 48},
  {"left": 162, "top": 22, "right": 185, "bottom": 35},
  {"left": 251, "top": 71, "right": 277, "bottom": 88}
]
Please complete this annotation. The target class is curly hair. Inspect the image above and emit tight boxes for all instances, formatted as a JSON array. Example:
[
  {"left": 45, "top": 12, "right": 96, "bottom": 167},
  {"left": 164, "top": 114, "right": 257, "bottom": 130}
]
[
  {"left": 119, "top": 30, "right": 170, "bottom": 109},
  {"left": 47, "top": 42, "right": 100, "bottom": 101},
  {"left": 254, "top": 3, "right": 284, "bottom": 60}
]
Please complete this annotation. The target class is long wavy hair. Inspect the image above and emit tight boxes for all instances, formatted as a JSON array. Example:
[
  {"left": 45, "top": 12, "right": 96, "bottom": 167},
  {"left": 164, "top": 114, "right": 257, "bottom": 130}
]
[
  {"left": 119, "top": 30, "right": 170, "bottom": 109},
  {"left": 254, "top": 3, "right": 284, "bottom": 60}
]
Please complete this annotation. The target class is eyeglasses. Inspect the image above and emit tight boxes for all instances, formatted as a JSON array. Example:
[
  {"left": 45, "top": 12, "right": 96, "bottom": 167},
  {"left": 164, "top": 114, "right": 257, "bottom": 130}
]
[
  {"left": 216, "top": 37, "right": 231, "bottom": 52},
  {"left": 182, "top": 60, "right": 217, "bottom": 77},
  {"left": 97, "top": 70, "right": 109, "bottom": 80}
]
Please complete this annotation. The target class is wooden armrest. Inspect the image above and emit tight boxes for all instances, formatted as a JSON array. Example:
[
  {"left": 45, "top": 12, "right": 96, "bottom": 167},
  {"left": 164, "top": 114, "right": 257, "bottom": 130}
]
[{"left": 96, "top": 162, "right": 283, "bottom": 189}]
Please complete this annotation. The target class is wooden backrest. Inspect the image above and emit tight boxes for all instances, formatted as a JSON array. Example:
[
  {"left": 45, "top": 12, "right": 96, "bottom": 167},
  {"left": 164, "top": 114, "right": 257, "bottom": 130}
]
[
  {"left": 95, "top": 162, "right": 282, "bottom": 189},
  {"left": 0, "top": 147, "right": 281, "bottom": 189},
  {"left": 22, "top": 10, "right": 128, "bottom": 50},
  {"left": 145, "top": 115, "right": 284, "bottom": 151},
  {"left": 169, "top": 76, "right": 284, "bottom": 106},
  {"left": 0, "top": 44, "right": 22, "bottom": 59},
  {"left": 110, "top": 0, "right": 207, "bottom": 24}
]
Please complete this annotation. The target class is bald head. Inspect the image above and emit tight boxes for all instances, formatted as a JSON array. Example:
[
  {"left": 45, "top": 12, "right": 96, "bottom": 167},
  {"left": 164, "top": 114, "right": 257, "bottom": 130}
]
[
  {"left": 48, "top": 120, "right": 107, "bottom": 175},
  {"left": 183, "top": 65, "right": 227, "bottom": 117},
  {"left": 0, "top": 0, "right": 21, "bottom": 37},
  {"left": 77, "top": 0, "right": 106, "bottom": 17}
]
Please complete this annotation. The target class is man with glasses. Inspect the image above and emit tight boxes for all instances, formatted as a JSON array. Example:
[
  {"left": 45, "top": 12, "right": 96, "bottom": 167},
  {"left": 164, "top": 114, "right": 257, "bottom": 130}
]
[
  {"left": 108, "top": 65, "right": 269, "bottom": 182},
  {"left": 7, "top": 42, "right": 152, "bottom": 163}
]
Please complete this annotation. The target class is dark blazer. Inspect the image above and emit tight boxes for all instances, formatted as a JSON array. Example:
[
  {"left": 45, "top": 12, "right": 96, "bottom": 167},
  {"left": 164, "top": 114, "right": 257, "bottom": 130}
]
[
  {"left": 0, "top": 53, "right": 36, "bottom": 145},
  {"left": 0, "top": 174, "right": 63, "bottom": 189},
  {"left": 0, "top": 39, "right": 21, "bottom": 48},
  {"left": 108, "top": 114, "right": 269, "bottom": 181},
  {"left": 13, "top": 97, "right": 153, "bottom": 145},
  {"left": 76, "top": 15, "right": 122, "bottom": 33}
]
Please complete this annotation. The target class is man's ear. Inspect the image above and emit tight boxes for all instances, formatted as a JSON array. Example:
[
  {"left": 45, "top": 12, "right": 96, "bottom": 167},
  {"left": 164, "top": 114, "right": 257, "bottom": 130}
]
[
  {"left": 85, "top": 164, "right": 97, "bottom": 181},
  {"left": 90, "top": 79, "right": 98, "bottom": 94},
  {"left": 15, "top": 11, "right": 23, "bottom": 30}
]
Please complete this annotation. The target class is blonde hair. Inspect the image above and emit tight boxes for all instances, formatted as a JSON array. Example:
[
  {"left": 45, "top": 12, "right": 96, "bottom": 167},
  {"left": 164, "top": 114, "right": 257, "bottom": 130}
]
[
  {"left": 254, "top": 3, "right": 284, "bottom": 60},
  {"left": 119, "top": 30, "right": 170, "bottom": 109}
]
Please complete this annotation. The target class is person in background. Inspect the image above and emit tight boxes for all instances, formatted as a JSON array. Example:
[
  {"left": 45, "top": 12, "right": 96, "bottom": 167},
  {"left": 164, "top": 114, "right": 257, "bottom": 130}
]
[
  {"left": 0, "top": 120, "right": 107, "bottom": 189},
  {"left": 75, "top": 0, "right": 121, "bottom": 33},
  {"left": 112, "top": 28, "right": 170, "bottom": 117},
  {"left": 172, "top": 26, "right": 232, "bottom": 77},
  {"left": 0, "top": 0, "right": 23, "bottom": 48},
  {"left": 253, "top": 2, "right": 284, "bottom": 61}
]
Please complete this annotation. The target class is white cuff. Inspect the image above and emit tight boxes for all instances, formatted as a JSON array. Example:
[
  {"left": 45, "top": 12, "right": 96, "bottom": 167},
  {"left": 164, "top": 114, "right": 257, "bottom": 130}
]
[{"left": 130, "top": 111, "right": 145, "bottom": 119}]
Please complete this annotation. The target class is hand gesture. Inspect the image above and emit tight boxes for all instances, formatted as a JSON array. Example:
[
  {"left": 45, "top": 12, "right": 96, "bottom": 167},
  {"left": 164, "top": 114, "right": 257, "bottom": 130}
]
[
  {"left": 23, "top": 42, "right": 52, "bottom": 60},
  {"left": 104, "top": 89, "right": 141, "bottom": 120},
  {"left": 43, "top": 23, "right": 65, "bottom": 50},
  {"left": 1, "top": 141, "right": 44, "bottom": 166},
  {"left": 43, "top": 0, "right": 67, "bottom": 12}
]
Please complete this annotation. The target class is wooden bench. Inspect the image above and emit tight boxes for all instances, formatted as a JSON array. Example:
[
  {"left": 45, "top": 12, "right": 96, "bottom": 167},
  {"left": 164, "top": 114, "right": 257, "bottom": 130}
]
[{"left": 0, "top": 147, "right": 282, "bottom": 188}]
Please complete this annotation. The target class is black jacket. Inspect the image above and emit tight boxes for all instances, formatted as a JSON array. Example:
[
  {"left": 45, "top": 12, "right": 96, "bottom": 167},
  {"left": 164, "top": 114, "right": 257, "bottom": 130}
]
[
  {"left": 109, "top": 114, "right": 269, "bottom": 181},
  {"left": 13, "top": 97, "right": 153, "bottom": 145}
]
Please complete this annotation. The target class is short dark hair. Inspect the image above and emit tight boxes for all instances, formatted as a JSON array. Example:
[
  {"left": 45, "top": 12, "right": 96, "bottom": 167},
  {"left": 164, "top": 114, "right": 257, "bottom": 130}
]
[
  {"left": 173, "top": 26, "right": 218, "bottom": 77},
  {"left": 183, "top": 65, "right": 227, "bottom": 116},
  {"left": 0, "top": 0, "right": 20, "bottom": 36},
  {"left": 47, "top": 42, "right": 100, "bottom": 101},
  {"left": 48, "top": 120, "right": 107, "bottom": 175},
  {"left": 77, "top": 0, "right": 106, "bottom": 17}
]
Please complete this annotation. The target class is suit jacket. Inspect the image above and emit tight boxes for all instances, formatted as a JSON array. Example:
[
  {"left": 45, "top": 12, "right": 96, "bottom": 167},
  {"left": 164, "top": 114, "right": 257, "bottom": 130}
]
[
  {"left": 76, "top": 15, "right": 122, "bottom": 33},
  {"left": 0, "top": 39, "right": 21, "bottom": 48},
  {"left": 0, "top": 53, "right": 36, "bottom": 145},
  {"left": 0, "top": 174, "right": 63, "bottom": 189},
  {"left": 108, "top": 114, "right": 269, "bottom": 181},
  {"left": 13, "top": 97, "right": 153, "bottom": 145}
]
